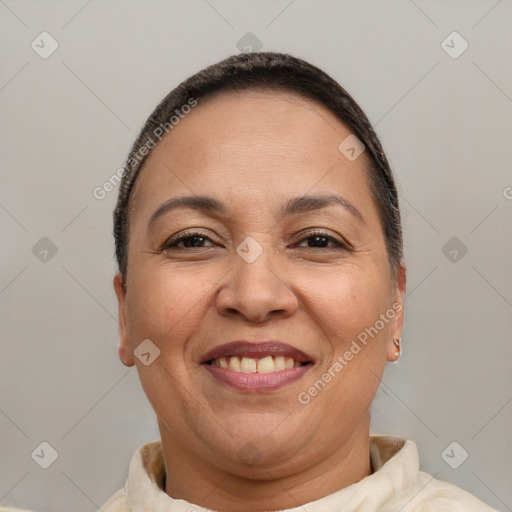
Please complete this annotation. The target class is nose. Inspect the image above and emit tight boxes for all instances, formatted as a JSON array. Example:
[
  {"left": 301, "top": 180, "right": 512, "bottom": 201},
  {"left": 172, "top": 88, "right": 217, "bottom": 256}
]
[{"left": 215, "top": 248, "right": 299, "bottom": 323}]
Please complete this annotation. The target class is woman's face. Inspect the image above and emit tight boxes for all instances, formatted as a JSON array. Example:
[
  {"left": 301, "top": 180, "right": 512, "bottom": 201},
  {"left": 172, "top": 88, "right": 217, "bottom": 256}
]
[{"left": 114, "top": 89, "right": 405, "bottom": 478}]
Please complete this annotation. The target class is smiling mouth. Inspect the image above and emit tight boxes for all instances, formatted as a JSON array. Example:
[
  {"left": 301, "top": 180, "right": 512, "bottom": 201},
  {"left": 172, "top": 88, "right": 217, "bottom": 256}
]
[
  {"left": 200, "top": 341, "right": 315, "bottom": 392},
  {"left": 206, "top": 355, "right": 309, "bottom": 373}
]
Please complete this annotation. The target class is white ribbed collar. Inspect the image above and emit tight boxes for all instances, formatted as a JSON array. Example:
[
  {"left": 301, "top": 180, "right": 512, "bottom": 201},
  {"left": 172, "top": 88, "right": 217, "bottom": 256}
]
[{"left": 124, "top": 435, "right": 419, "bottom": 512}]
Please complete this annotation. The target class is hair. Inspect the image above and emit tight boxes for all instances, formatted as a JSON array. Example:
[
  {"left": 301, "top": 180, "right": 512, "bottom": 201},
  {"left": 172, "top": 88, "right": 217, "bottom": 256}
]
[{"left": 113, "top": 52, "right": 403, "bottom": 290}]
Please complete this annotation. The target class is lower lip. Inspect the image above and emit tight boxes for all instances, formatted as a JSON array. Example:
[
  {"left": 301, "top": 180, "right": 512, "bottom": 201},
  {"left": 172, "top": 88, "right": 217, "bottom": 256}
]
[{"left": 203, "top": 364, "right": 312, "bottom": 392}]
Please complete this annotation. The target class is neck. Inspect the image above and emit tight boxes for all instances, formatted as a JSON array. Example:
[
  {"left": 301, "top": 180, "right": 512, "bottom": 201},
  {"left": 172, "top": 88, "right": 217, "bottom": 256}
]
[{"left": 160, "top": 414, "right": 372, "bottom": 511}]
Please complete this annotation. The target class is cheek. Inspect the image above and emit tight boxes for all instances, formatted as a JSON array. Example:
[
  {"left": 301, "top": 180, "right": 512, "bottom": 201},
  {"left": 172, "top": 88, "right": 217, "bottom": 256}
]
[
  {"left": 125, "top": 261, "right": 220, "bottom": 355},
  {"left": 298, "top": 270, "right": 389, "bottom": 432},
  {"left": 302, "top": 264, "right": 391, "bottom": 347},
  {"left": 124, "top": 265, "right": 208, "bottom": 421},
  {"left": 303, "top": 266, "right": 391, "bottom": 406}
]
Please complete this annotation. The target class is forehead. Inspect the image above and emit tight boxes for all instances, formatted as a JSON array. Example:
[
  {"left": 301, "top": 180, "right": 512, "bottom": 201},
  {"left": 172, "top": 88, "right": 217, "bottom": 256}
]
[{"left": 128, "top": 89, "right": 375, "bottom": 219}]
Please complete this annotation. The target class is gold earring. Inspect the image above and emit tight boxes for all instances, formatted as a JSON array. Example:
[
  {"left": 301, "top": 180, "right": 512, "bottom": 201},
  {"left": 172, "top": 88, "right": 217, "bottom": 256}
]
[{"left": 393, "top": 338, "right": 401, "bottom": 360}]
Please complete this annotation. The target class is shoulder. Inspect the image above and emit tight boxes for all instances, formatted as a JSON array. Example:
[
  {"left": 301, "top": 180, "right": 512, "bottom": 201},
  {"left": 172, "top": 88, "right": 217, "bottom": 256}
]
[
  {"left": 99, "top": 488, "right": 129, "bottom": 511},
  {"left": 382, "top": 471, "right": 501, "bottom": 512},
  {"left": 367, "top": 436, "right": 500, "bottom": 512},
  {"left": 0, "top": 492, "right": 128, "bottom": 512}
]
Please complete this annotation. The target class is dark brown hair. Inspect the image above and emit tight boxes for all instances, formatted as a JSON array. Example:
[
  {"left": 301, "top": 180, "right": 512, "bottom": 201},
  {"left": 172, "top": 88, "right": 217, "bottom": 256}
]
[{"left": 113, "top": 52, "right": 403, "bottom": 290}]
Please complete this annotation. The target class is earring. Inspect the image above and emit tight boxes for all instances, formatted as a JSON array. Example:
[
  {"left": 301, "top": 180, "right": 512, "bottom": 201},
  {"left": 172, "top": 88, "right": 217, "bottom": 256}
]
[{"left": 393, "top": 338, "right": 401, "bottom": 361}]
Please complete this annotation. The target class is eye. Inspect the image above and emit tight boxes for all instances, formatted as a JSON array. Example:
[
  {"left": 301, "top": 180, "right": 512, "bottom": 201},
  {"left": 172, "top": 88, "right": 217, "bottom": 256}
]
[
  {"left": 294, "top": 230, "right": 350, "bottom": 250},
  {"left": 158, "top": 229, "right": 350, "bottom": 252},
  {"left": 160, "top": 231, "right": 218, "bottom": 250}
]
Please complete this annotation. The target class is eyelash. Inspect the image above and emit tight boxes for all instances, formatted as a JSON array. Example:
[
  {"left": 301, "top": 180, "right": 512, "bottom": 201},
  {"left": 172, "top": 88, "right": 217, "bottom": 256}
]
[{"left": 159, "top": 230, "right": 351, "bottom": 252}]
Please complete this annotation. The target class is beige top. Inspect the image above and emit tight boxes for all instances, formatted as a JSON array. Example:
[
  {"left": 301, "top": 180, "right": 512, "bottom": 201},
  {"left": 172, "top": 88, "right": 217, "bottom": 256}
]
[{"left": 96, "top": 435, "right": 499, "bottom": 512}]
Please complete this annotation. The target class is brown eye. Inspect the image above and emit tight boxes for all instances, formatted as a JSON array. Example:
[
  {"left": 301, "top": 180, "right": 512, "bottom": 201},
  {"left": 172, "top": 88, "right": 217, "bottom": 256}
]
[
  {"left": 295, "top": 231, "right": 349, "bottom": 250},
  {"left": 160, "top": 232, "right": 217, "bottom": 251}
]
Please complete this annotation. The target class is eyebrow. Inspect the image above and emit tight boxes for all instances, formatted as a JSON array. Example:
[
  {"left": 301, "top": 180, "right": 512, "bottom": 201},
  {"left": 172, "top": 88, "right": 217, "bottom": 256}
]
[
  {"left": 147, "top": 193, "right": 365, "bottom": 230},
  {"left": 283, "top": 194, "right": 365, "bottom": 224}
]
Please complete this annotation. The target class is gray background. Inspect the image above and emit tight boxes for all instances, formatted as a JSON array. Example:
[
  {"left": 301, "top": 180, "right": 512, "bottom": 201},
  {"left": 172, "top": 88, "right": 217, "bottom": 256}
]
[{"left": 1, "top": 0, "right": 511, "bottom": 510}]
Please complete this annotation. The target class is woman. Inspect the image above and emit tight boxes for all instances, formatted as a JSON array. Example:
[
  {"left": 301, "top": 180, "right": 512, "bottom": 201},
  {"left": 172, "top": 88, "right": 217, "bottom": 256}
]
[{"left": 100, "top": 52, "right": 498, "bottom": 511}]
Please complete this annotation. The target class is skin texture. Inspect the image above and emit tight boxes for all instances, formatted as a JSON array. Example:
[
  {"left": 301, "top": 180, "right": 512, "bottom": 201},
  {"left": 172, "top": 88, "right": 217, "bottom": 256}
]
[{"left": 113, "top": 89, "right": 406, "bottom": 511}]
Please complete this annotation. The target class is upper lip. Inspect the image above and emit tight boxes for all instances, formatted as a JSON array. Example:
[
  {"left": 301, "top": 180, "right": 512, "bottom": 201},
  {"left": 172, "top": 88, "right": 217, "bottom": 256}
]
[{"left": 200, "top": 341, "right": 314, "bottom": 364}]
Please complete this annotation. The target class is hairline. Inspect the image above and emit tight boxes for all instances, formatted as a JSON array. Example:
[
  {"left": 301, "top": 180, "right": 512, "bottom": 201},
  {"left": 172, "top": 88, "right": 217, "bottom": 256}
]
[
  {"left": 124, "top": 85, "right": 385, "bottom": 268},
  {"left": 116, "top": 63, "right": 402, "bottom": 290}
]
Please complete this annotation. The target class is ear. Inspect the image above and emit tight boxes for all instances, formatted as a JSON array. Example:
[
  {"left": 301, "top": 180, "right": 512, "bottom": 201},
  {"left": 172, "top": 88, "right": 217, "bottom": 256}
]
[
  {"left": 113, "top": 272, "right": 135, "bottom": 367},
  {"left": 386, "top": 261, "right": 406, "bottom": 363}
]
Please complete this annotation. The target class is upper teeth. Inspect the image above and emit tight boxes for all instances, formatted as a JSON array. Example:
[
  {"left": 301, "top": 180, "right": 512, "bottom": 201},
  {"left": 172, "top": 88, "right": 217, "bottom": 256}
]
[{"left": 211, "top": 356, "right": 301, "bottom": 373}]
